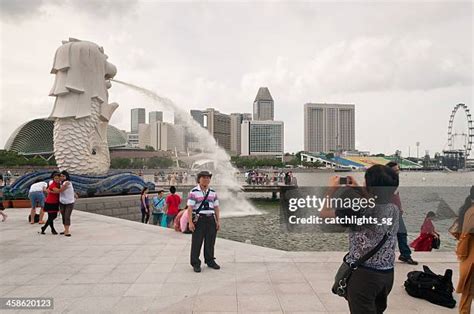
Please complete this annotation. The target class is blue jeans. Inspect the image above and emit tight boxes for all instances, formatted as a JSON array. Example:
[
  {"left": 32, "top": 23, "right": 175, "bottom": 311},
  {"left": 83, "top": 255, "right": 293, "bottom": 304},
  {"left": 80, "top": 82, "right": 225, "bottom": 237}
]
[
  {"left": 152, "top": 213, "right": 163, "bottom": 225},
  {"left": 397, "top": 233, "right": 412, "bottom": 258},
  {"left": 29, "top": 191, "right": 45, "bottom": 208},
  {"left": 166, "top": 214, "right": 176, "bottom": 227}
]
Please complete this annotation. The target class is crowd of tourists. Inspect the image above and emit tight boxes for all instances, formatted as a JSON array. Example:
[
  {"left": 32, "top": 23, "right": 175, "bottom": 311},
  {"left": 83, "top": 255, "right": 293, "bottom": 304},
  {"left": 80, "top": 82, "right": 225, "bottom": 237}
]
[
  {"left": 244, "top": 170, "right": 297, "bottom": 186},
  {"left": 0, "top": 165, "right": 472, "bottom": 313}
]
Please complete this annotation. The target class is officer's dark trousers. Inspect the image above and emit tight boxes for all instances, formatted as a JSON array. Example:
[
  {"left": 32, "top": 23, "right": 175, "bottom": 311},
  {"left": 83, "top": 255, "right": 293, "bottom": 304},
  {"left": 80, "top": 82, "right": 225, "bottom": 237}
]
[{"left": 190, "top": 215, "right": 217, "bottom": 267}]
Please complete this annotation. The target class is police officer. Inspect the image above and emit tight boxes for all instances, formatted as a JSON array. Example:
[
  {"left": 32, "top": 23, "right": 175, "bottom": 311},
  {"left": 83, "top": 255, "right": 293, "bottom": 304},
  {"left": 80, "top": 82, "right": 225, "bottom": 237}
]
[{"left": 187, "top": 171, "right": 221, "bottom": 272}]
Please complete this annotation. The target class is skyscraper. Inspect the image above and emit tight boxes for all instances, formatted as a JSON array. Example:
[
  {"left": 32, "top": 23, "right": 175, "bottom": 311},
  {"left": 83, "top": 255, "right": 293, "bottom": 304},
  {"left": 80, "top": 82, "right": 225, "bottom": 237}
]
[
  {"left": 190, "top": 110, "right": 205, "bottom": 127},
  {"left": 205, "top": 108, "right": 231, "bottom": 151},
  {"left": 304, "top": 103, "right": 355, "bottom": 153},
  {"left": 241, "top": 120, "right": 284, "bottom": 157},
  {"left": 253, "top": 87, "right": 274, "bottom": 121},
  {"left": 149, "top": 111, "right": 163, "bottom": 125},
  {"left": 131, "top": 108, "right": 146, "bottom": 134},
  {"left": 230, "top": 113, "right": 252, "bottom": 155},
  {"left": 149, "top": 121, "right": 185, "bottom": 152},
  {"left": 138, "top": 123, "right": 150, "bottom": 149}
]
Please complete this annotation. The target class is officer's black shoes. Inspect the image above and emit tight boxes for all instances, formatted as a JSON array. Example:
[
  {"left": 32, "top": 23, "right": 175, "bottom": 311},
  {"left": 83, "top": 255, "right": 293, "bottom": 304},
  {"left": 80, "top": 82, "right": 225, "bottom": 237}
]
[
  {"left": 193, "top": 265, "right": 201, "bottom": 273},
  {"left": 398, "top": 255, "right": 418, "bottom": 265},
  {"left": 207, "top": 262, "right": 221, "bottom": 270}
]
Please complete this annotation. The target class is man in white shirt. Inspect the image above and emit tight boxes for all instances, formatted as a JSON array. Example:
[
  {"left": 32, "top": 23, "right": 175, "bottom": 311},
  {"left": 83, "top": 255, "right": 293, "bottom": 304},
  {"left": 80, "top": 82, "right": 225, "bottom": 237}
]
[{"left": 28, "top": 180, "right": 48, "bottom": 224}]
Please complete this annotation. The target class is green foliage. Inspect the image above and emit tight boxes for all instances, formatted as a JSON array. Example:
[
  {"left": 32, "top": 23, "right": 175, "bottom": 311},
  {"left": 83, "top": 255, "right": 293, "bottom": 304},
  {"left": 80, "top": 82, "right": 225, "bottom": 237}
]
[
  {"left": 146, "top": 157, "right": 174, "bottom": 169},
  {"left": 325, "top": 153, "right": 335, "bottom": 159},
  {"left": 0, "top": 150, "right": 51, "bottom": 166},
  {"left": 144, "top": 145, "right": 155, "bottom": 151},
  {"left": 110, "top": 157, "right": 131, "bottom": 169},
  {"left": 110, "top": 156, "right": 175, "bottom": 169}
]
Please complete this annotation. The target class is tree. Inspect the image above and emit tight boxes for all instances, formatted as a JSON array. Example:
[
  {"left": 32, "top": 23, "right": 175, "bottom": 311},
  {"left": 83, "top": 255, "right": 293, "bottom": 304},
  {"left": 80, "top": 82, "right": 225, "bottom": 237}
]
[
  {"left": 0, "top": 150, "right": 52, "bottom": 167},
  {"left": 146, "top": 157, "right": 174, "bottom": 169},
  {"left": 144, "top": 145, "right": 155, "bottom": 151},
  {"left": 110, "top": 157, "right": 131, "bottom": 169}
]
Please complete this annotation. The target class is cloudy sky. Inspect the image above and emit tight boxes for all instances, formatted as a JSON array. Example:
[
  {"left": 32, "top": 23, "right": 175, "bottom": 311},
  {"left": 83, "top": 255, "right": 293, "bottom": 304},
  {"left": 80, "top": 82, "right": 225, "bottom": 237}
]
[{"left": 0, "top": 0, "right": 472, "bottom": 155}]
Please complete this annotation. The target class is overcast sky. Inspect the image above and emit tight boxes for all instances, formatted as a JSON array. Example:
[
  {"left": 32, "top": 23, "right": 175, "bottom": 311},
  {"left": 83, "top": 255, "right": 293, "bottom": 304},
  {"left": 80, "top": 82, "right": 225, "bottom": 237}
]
[{"left": 1, "top": 0, "right": 472, "bottom": 155}]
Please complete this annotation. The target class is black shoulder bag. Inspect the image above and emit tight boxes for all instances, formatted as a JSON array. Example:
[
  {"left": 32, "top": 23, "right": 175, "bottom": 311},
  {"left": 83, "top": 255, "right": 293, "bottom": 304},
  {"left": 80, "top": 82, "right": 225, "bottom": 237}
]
[
  {"left": 192, "top": 189, "right": 211, "bottom": 223},
  {"left": 332, "top": 232, "right": 390, "bottom": 298}
]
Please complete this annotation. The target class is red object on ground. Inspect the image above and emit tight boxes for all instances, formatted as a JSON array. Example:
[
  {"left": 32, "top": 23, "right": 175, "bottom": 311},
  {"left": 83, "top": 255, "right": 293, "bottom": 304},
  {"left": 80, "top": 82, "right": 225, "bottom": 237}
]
[
  {"left": 410, "top": 233, "right": 435, "bottom": 251},
  {"left": 410, "top": 217, "right": 436, "bottom": 251}
]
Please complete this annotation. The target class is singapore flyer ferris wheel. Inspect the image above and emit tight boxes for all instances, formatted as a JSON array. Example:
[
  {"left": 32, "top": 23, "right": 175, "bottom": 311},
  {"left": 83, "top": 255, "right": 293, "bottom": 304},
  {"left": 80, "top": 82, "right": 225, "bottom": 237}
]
[{"left": 447, "top": 103, "right": 474, "bottom": 157}]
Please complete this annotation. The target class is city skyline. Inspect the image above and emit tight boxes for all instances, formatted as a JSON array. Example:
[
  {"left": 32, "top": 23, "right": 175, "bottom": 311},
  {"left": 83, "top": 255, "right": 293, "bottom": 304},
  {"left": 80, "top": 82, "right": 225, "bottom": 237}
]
[{"left": 1, "top": 1, "right": 472, "bottom": 155}]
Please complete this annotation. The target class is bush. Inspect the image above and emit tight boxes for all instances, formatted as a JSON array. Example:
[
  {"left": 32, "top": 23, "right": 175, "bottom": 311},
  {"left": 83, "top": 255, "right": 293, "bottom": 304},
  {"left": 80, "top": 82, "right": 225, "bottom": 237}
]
[{"left": 0, "top": 150, "right": 53, "bottom": 167}]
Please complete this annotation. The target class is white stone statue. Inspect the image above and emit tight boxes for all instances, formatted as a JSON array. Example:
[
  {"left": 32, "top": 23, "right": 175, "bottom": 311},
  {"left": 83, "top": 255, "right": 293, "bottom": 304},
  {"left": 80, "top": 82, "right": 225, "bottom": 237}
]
[{"left": 49, "top": 38, "right": 119, "bottom": 175}]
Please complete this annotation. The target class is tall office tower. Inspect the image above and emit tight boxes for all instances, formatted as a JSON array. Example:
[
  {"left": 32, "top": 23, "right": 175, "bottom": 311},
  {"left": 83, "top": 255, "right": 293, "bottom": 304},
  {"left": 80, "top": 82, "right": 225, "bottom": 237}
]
[
  {"left": 304, "top": 103, "right": 355, "bottom": 153},
  {"left": 241, "top": 120, "right": 284, "bottom": 157},
  {"left": 205, "top": 108, "right": 231, "bottom": 151},
  {"left": 163, "top": 123, "right": 185, "bottom": 152},
  {"left": 131, "top": 108, "right": 146, "bottom": 134},
  {"left": 138, "top": 123, "right": 151, "bottom": 149},
  {"left": 253, "top": 87, "right": 274, "bottom": 121},
  {"left": 149, "top": 111, "right": 163, "bottom": 125},
  {"left": 150, "top": 122, "right": 186, "bottom": 152},
  {"left": 190, "top": 110, "right": 205, "bottom": 127},
  {"left": 230, "top": 113, "right": 252, "bottom": 155}
]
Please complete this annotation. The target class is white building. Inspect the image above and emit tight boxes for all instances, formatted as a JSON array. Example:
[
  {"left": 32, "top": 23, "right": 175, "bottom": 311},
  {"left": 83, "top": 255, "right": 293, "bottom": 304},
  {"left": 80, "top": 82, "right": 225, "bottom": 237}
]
[
  {"left": 148, "top": 121, "right": 185, "bottom": 152},
  {"left": 138, "top": 123, "right": 151, "bottom": 149},
  {"left": 241, "top": 120, "right": 284, "bottom": 157},
  {"left": 126, "top": 133, "right": 139, "bottom": 147},
  {"left": 230, "top": 112, "right": 252, "bottom": 156},
  {"left": 304, "top": 103, "right": 355, "bottom": 153}
]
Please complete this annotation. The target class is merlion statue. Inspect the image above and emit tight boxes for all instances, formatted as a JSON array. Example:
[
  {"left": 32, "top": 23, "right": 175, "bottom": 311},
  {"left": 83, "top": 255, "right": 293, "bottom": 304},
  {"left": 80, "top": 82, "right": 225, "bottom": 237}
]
[{"left": 49, "top": 38, "right": 119, "bottom": 175}]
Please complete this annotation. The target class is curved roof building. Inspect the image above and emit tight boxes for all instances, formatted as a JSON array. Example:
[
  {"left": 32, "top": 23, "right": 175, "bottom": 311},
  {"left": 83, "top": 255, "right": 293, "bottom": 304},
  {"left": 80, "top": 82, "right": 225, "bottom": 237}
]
[{"left": 5, "top": 118, "right": 127, "bottom": 156}]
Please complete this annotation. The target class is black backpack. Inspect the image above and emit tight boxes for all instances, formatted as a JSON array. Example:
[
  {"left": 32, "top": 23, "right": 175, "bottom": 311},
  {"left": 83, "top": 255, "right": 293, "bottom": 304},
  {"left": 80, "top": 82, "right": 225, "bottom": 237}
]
[{"left": 404, "top": 265, "right": 456, "bottom": 309}]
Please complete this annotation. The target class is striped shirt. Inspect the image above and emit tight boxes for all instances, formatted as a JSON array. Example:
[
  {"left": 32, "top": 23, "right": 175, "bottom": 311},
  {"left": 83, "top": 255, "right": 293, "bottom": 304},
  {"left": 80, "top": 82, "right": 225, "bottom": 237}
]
[{"left": 187, "top": 185, "right": 219, "bottom": 215}]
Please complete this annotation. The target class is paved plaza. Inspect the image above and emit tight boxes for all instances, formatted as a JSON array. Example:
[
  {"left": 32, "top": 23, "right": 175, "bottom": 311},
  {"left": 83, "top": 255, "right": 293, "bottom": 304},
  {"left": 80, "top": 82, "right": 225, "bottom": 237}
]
[{"left": 0, "top": 209, "right": 461, "bottom": 313}]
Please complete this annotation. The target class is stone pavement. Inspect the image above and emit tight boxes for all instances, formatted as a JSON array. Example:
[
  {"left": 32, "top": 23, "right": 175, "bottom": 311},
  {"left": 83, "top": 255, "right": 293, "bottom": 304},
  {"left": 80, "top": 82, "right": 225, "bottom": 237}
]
[{"left": 0, "top": 209, "right": 461, "bottom": 313}]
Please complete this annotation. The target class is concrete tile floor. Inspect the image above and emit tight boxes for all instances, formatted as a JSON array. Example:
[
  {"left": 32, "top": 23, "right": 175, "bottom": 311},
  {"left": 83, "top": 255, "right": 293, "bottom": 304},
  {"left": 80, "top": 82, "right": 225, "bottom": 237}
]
[{"left": 0, "top": 209, "right": 461, "bottom": 313}]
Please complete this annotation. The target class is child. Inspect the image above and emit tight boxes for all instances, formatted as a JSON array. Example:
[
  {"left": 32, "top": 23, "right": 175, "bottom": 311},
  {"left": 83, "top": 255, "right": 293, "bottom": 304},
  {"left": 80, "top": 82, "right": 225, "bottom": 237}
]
[{"left": 410, "top": 211, "right": 439, "bottom": 251}]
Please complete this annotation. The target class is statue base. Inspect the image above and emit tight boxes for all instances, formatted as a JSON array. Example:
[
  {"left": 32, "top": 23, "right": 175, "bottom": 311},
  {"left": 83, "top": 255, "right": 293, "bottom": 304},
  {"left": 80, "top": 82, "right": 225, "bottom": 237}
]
[{"left": 2, "top": 171, "right": 155, "bottom": 204}]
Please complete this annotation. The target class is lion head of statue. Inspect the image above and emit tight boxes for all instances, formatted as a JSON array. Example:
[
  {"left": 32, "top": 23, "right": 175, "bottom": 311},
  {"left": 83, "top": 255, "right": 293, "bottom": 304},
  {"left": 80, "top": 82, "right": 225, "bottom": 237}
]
[{"left": 49, "top": 38, "right": 117, "bottom": 119}]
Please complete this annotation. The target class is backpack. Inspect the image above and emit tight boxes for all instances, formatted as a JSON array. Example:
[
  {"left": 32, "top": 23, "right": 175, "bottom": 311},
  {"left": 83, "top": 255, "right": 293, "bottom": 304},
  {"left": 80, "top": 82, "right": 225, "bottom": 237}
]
[{"left": 404, "top": 265, "right": 456, "bottom": 309}]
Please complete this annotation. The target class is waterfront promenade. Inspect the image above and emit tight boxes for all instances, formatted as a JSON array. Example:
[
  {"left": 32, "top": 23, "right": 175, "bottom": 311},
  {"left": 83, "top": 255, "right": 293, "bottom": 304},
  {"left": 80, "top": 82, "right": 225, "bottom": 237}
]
[{"left": 0, "top": 209, "right": 460, "bottom": 313}]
